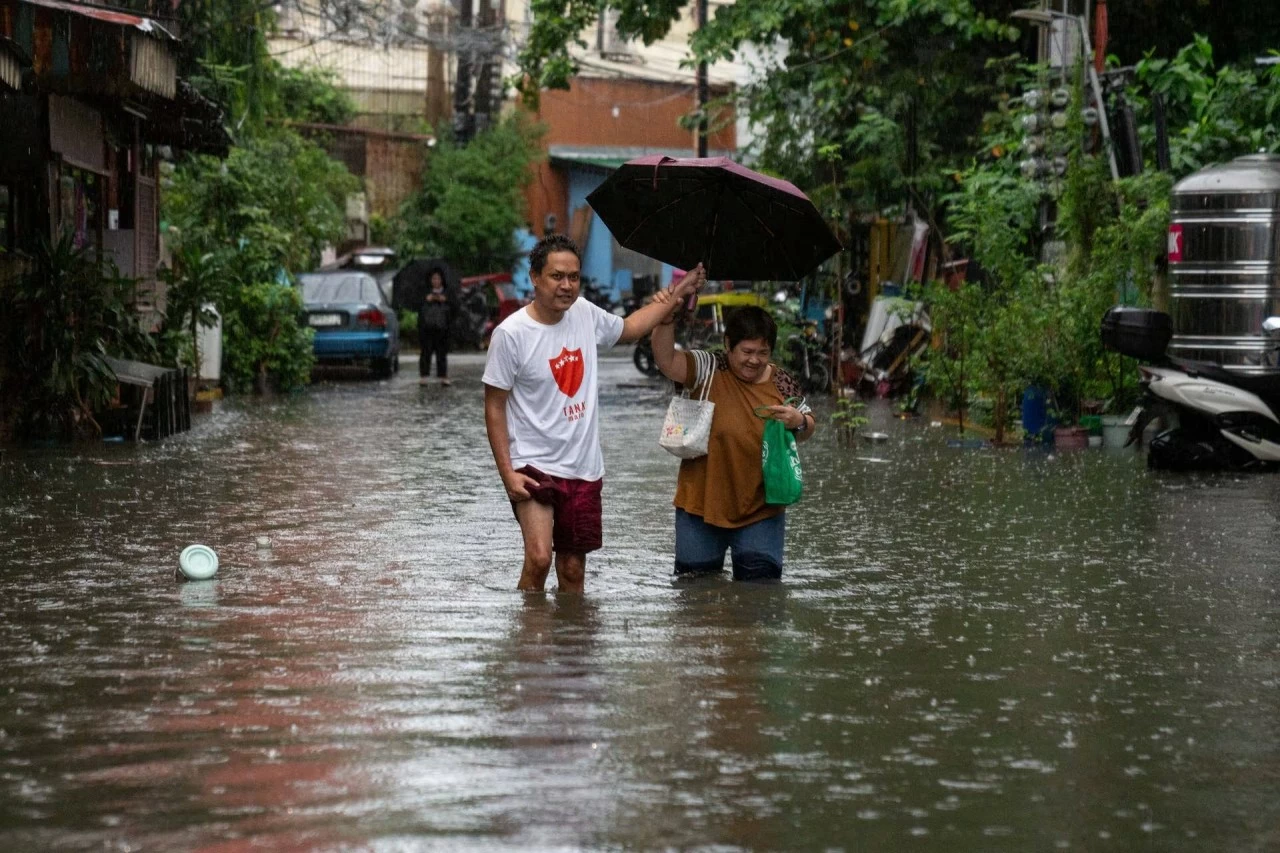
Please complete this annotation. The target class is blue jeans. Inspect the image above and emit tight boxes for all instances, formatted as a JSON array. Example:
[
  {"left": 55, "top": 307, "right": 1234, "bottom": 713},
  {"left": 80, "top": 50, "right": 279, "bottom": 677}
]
[{"left": 674, "top": 509, "right": 786, "bottom": 581}]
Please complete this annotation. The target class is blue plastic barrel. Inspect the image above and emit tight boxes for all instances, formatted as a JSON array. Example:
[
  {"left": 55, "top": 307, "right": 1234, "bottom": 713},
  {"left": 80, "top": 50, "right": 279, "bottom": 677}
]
[{"left": 1021, "top": 386, "right": 1050, "bottom": 444}]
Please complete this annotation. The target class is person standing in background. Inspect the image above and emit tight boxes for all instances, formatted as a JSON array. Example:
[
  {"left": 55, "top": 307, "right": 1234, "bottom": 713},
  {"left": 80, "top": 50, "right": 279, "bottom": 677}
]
[{"left": 418, "top": 269, "right": 454, "bottom": 386}]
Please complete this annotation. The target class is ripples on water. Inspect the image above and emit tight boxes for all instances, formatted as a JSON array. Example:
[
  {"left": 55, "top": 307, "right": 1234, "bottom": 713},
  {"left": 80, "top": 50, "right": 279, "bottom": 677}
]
[{"left": 1, "top": 353, "right": 1278, "bottom": 851}]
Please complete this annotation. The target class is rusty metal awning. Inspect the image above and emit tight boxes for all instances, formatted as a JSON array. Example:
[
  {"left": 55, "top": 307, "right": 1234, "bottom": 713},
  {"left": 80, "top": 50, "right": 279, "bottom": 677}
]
[
  {"left": 18, "top": 0, "right": 175, "bottom": 37},
  {"left": 1, "top": 0, "right": 178, "bottom": 99}
]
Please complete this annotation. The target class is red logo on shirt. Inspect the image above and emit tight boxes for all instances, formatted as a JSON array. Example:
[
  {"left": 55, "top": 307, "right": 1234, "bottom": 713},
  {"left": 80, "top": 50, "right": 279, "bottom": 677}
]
[{"left": 549, "top": 347, "right": 584, "bottom": 398}]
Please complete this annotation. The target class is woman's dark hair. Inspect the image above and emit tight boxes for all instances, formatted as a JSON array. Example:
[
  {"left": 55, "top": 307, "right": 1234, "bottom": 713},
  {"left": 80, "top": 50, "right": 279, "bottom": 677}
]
[
  {"left": 724, "top": 306, "right": 777, "bottom": 351},
  {"left": 529, "top": 234, "right": 581, "bottom": 274}
]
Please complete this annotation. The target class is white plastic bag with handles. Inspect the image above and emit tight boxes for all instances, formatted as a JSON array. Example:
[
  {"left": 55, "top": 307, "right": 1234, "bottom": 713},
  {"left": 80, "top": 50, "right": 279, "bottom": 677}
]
[{"left": 658, "top": 350, "right": 716, "bottom": 459}]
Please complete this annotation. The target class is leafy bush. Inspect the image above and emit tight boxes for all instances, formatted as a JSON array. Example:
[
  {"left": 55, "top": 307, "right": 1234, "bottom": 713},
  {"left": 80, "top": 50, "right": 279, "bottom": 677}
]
[
  {"left": 1133, "top": 36, "right": 1280, "bottom": 174},
  {"left": 399, "top": 309, "right": 418, "bottom": 340},
  {"left": 0, "top": 236, "right": 158, "bottom": 439},
  {"left": 164, "top": 127, "right": 358, "bottom": 392},
  {"left": 167, "top": 128, "right": 358, "bottom": 276},
  {"left": 914, "top": 57, "right": 1176, "bottom": 439},
  {"left": 220, "top": 281, "right": 314, "bottom": 394},
  {"left": 272, "top": 65, "right": 357, "bottom": 126}
]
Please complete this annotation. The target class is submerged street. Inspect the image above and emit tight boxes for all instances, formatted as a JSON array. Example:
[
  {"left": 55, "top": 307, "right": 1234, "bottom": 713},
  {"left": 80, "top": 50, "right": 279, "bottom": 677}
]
[{"left": 2, "top": 351, "right": 1279, "bottom": 851}]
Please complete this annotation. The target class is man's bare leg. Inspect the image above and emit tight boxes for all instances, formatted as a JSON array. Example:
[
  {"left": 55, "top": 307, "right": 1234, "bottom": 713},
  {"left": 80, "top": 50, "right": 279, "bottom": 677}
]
[
  {"left": 514, "top": 500, "right": 555, "bottom": 591},
  {"left": 555, "top": 551, "right": 586, "bottom": 594}
]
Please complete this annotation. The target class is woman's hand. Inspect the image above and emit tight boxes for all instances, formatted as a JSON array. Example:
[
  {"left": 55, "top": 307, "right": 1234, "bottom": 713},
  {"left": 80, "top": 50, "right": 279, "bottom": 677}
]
[
  {"left": 761, "top": 404, "right": 806, "bottom": 431},
  {"left": 670, "top": 264, "right": 706, "bottom": 303}
]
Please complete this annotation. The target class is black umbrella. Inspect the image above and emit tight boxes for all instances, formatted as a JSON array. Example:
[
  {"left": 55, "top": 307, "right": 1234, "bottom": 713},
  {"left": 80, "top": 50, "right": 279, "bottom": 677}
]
[
  {"left": 586, "top": 155, "right": 842, "bottom": 281},
  {"left": 392, "top": 258, "right": 458, "bottom": 312}
]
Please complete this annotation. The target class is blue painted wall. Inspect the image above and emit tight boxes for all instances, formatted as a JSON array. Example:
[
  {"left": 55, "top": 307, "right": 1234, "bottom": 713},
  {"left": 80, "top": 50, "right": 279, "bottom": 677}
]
[
  {"left": 510, "top": 227, "right": 538, "bottom": 299},
  {"left": 566, "top": 166, "right": 613, "bottom": 296}
]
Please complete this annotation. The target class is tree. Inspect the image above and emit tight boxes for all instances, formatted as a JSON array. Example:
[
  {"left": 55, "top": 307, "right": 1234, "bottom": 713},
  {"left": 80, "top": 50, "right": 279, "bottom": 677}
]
[
  {"left": 177, "top": 0, "right": 279, "bottom": 129},
  {"left": 1105, "top": 1, "right": 1280, "bottom": 70},
  {"left": 391, "top": 115, "right": 544, "bottom": 274},
  {"left": 518, "top": 0, "right": 1031, "bottom": 221},
  {"left": 1131, "top": 36, "right": 1280, "bottom": 176},
  {"left": 164, "top": 129, "right": 359, "bottom": 391}
]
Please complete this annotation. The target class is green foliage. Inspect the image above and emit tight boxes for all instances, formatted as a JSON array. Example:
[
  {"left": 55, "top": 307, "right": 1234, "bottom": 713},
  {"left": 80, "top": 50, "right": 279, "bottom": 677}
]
[
  {"left": 391, "top": 115, "right": 544, "bottom": 274},
  {"left": 167, "top": 129, "right": 358, "bottom": 273},
  {"left": 517, "top": 0, "right": 685, "bottom": 98},
  {"left": 157, "top": 244, "right": 231, "bottom": 372},
  {"left": 519, "top": 0, "right": 1026, "bottom": 222},
  {"left": 1104, "top": 3, "right": 1280, "bottom": 74},
  {"left": 0, "top": 236, "right": 158, "bottom": 439},
  {"left": 830, "top": 397, "right": 869, "bottom": 445},
  {"left": 272, "top": 65, "right": 358, "bottom": 126},
  {"left": 178, "top": 0, "right": 279, "bottom": 129},
  {"left": 914, "top": 57, "right": 1176, "bottom": 436},
  {"left": 399, "top": 309, "right": 418, "bottom": 339},
  {"left": 220, "top": 281, "right": 315, "bottom": 394},
  {"left": 164, "top": 128, "right": 358, "bottom": 392},
  {"left": 1133, "top": 37, "right": 1280, "bottom": 175}
]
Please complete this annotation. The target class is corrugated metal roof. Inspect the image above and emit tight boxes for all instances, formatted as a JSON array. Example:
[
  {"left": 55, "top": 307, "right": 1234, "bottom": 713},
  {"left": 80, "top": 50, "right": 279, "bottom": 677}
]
[
  {"left": 0, "top": 41, "right": 20, "bottom": 89},
  {"left": 18, "top": 0, "right": 175, "bottom": 38},
  {"left": 1, "top": 0, "right": 178, "bottom": 99}
]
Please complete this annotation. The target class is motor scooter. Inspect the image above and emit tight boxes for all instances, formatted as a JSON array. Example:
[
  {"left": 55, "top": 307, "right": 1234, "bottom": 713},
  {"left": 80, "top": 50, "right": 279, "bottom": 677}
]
[{"left": 1102, "top": 306, "right": 1280, "bottom": 470}]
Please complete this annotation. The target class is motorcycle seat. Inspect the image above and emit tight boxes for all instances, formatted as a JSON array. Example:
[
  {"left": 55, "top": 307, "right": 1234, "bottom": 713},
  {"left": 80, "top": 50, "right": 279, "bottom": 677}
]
[{"left": 1171, "top": 358, "right": 1280, "bottom": 404}]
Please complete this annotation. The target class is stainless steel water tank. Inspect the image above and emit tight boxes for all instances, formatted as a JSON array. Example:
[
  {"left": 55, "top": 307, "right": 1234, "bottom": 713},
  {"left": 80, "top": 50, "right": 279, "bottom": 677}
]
[{"left": 1168, "top": 153, "right": 1280, "bottom": 373}]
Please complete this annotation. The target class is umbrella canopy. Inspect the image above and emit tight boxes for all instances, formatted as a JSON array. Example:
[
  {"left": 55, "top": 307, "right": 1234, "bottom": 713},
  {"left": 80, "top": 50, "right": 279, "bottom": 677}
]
[
  {"left": 392, "top": 258, "right": 458, "bottom": 312},
  {"left": 586, "top": 155, "right": 842, "bottom": 282}
]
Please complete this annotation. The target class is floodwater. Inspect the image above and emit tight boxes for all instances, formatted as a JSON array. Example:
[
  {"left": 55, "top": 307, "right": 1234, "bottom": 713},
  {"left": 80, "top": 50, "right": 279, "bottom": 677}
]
[{"left": 2, "top": 351, "right": 1278, "bottom": 851}]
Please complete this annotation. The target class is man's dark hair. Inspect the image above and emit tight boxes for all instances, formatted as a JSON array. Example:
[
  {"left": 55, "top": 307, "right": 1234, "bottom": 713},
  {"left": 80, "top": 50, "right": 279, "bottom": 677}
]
[
  {"left": 724, "top": 306, "right": 778, "bottom": 352},
  {"left": 529, "top": 234, "right": 581, "bottom": 274}
]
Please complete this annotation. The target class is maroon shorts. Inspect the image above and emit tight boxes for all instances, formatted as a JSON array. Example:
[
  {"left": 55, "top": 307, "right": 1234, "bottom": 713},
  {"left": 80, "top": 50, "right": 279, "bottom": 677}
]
[{"left": 510, "top": 466, "right": 604, "bottom": 554}]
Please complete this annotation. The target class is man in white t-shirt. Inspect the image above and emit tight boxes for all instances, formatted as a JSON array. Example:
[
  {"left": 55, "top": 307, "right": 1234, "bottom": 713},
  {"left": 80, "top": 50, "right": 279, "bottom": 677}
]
[{"left": 483, "top": 235, "right": 705, "bottom": 593}]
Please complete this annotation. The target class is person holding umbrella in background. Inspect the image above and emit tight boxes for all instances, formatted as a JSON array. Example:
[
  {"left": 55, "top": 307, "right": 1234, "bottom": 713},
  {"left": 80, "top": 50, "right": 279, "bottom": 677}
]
[{"left": 418, "top": 267, "right": 455, "bottom": 386}]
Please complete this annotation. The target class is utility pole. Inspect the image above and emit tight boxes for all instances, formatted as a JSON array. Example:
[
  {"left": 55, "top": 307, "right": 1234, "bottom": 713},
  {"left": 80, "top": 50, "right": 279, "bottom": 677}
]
[
  {"left": 426, "top": 8, "right": 448, "bottom": 127},
  {"left": 695, "top": 0, "right": 708, "bottom": 157},
  {"left": 453, "top": 0, "right": 475, "bottom": 144},
  {"left": 473, "top": 0, "right": 497, "bottom": 136}
]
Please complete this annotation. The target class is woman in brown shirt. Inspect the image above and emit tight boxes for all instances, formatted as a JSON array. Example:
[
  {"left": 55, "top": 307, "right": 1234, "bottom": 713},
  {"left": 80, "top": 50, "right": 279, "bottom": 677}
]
[{"left": 650, "top": 302, "right": 815, "bottom": 580}]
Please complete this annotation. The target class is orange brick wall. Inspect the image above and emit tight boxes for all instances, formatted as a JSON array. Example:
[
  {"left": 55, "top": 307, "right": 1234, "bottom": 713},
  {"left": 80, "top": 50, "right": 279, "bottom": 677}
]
[{"left": 523, "top": 77, "right": 736, "bottom": 240}]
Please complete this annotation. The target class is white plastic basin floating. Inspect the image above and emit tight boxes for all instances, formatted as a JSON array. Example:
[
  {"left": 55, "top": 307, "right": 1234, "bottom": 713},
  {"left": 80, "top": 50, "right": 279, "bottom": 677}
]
[{"left": 178, "top": 545, "right": 219, "bottom": 580}]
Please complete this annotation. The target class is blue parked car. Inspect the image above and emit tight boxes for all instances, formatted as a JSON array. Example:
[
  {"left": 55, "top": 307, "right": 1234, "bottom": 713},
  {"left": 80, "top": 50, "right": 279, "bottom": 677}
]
[{"left": 299, "top": 271, "right": 400, "bottom": 378}]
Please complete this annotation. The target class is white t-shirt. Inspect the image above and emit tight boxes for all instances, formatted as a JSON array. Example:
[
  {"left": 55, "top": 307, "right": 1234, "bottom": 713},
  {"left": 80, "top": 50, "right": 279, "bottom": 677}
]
[{"left": 482, "top": 298, "right": 625, "bottom": 481}]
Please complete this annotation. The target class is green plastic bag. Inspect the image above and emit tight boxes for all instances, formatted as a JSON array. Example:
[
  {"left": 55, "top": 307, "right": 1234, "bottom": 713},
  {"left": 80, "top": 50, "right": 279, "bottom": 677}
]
[{"left": 760, "top": 418, "right": 803, "bottom": 505}]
